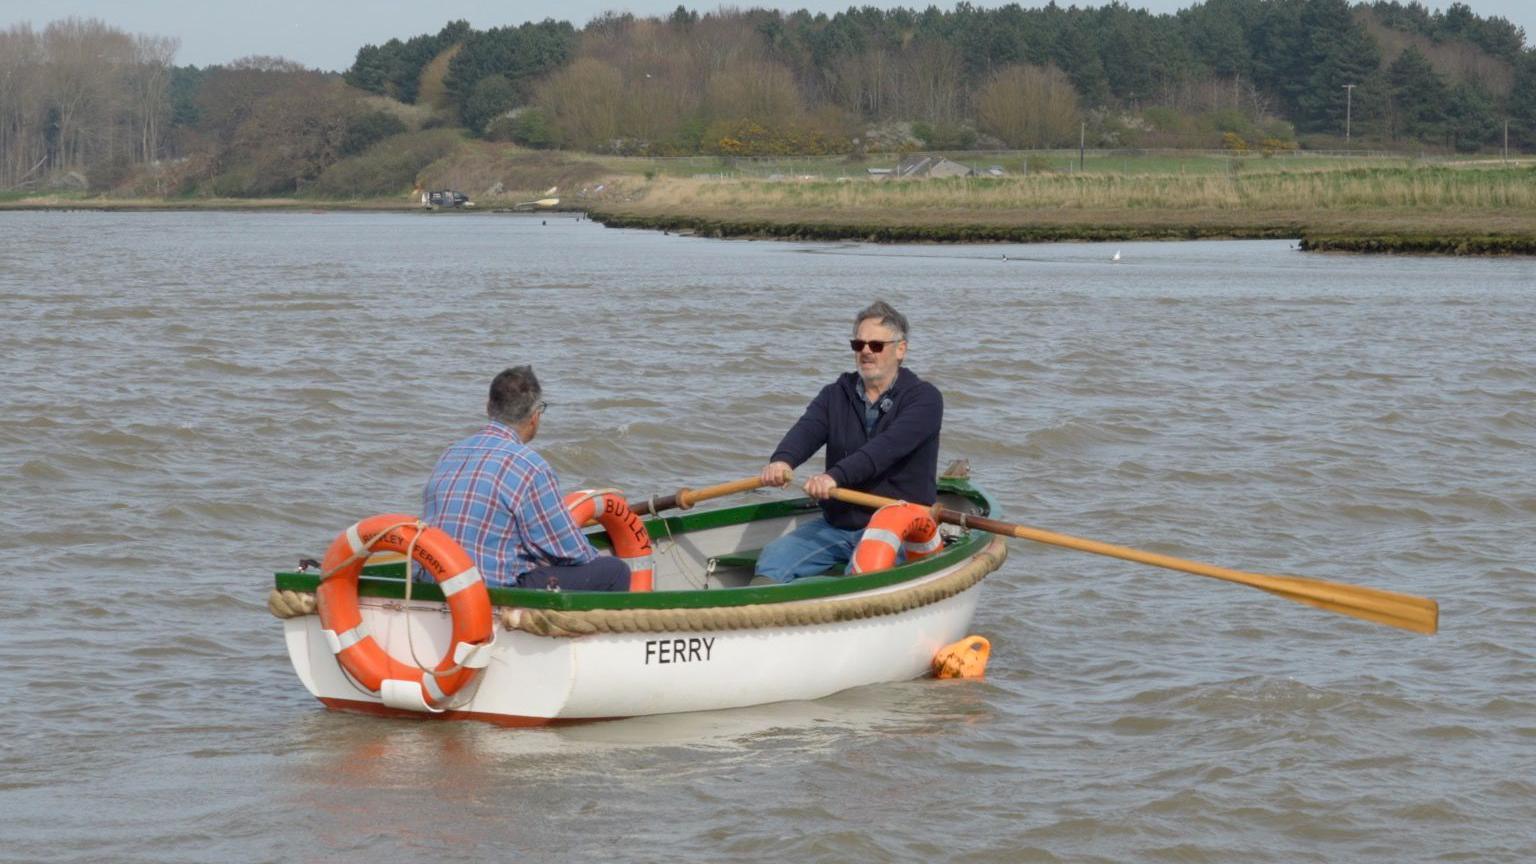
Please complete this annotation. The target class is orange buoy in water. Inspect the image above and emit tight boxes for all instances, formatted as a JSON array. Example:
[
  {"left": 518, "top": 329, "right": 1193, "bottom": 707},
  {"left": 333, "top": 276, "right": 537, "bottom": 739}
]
[{"left": 933, "top": 635, "right": 991, "bottom": 679}]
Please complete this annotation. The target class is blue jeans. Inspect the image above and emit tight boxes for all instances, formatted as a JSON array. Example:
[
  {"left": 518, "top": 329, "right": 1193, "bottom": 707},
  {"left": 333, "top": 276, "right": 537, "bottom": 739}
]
[
  {"left": 519, "top": 556, "right": 631, "bottom": 591},
  {"left": 753, "top": 517, "right": 863, "bottom": 583}
]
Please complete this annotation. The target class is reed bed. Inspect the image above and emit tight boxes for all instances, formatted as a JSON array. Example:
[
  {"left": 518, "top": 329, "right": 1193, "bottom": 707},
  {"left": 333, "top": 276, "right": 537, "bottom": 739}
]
[
  {"left": 634, "top": 165, "right": 1536, "bottom": 213},
  {"left": 591, "top": 162, "right": 1536, "bottom": 252}
]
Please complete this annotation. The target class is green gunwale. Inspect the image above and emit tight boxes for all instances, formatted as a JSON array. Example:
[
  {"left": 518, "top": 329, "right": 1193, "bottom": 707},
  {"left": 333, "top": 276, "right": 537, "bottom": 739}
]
[{"left": 273, "top": 478, "right": 997, "bottom": 610}]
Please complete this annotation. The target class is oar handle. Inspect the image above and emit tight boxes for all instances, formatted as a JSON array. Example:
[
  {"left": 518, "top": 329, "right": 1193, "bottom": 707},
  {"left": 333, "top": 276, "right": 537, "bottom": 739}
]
[
  {"left": 826, "top": 487, "right": 1439, "bottom": 635},
  {"left": 629, "top": 475, "right": 772, "bottom": 517},
  {"left": 829, "top": 488, "right": 905, "bottom": 511}
]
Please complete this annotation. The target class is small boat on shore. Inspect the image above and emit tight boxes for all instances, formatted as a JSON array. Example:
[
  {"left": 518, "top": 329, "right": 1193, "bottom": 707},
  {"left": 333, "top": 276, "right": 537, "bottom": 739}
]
[{"left": 269, "top": 469, "right": 1006, "bottom": 726}]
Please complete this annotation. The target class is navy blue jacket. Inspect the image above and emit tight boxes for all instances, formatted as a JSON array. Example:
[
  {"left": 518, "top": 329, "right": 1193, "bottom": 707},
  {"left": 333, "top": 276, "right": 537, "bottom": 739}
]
[{"left": 770, "top": 367, "right": 943, "bottom": 530}]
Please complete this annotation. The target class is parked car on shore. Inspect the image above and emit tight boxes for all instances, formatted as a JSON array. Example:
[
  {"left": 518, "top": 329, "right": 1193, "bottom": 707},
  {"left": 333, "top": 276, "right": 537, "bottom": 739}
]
[{"left": 422, "top": 190, "right": 472, "bottom": 209}]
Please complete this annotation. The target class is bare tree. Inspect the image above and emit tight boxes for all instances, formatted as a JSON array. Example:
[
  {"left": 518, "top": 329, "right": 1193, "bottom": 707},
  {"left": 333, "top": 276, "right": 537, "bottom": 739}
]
[
  {"left": 131, "top": 34, "right": 179, "bottom": 164},
  {"left": 42, "top": 19, "right": 134, "bottom": 171},
  {"left": 704, "top": 57, "right": 804, "bottom": 127},
  {"left": 537, "top": 58, "right": 626, "bottom": 150},
  {"left": 829, "top": 48, "right": 897, "bottom": 119},
  {"left": 897, "top": 38, "right": 964, "bottom": 125},
  {"left": 0, "top": 19, "right": 179, "bottom": 189},
  {"left": 0, "top": 25, "right": 45, "bottom": 186},
  {"left": 563, "top": 13, "right": 801, "bottom": 151},
  {"left": 976, "top": 64, "right": 1081, "bottom": 148},
  {"left": 611, "top": 20, "right": 705, "bottom": 146}
]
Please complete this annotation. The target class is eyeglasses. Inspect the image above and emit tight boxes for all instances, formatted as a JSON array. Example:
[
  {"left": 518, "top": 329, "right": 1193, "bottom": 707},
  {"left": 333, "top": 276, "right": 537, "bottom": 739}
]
[
  {"left": 849, "top": 339, "right": 903, "bottom": 353},
  {"left": 535, "top": 400, "right": 550, "bottom": 414}
]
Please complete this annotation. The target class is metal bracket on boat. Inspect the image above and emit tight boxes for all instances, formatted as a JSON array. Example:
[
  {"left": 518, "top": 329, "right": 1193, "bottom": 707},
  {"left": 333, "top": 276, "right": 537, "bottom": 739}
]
[
  {"left": 380, "top": 679, "right": 443, "bottom": 713},
  {"left": 452, "top": 629, "right": 498, "bottom": 669}
]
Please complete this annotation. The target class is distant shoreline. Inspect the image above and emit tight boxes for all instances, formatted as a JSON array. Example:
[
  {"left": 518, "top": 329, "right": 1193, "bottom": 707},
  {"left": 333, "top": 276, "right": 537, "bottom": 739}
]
[
  {"left": 6, "top": 173, "right": 1535, "bottom": 256},
  {"left": 584, "top": 208, "right": 1536, "bottom": 256},
  {"left": 0, "top": 197, "right": 427, "bottom": 213}
]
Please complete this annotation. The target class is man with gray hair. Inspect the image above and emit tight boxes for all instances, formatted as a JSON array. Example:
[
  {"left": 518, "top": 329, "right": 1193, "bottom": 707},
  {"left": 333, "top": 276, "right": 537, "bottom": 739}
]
[
  {"left": 421, "top": 366, "right": 630, "bottom": 591},
  {"left": 754, "top": 300, "right": 944, "bottom": 583}
]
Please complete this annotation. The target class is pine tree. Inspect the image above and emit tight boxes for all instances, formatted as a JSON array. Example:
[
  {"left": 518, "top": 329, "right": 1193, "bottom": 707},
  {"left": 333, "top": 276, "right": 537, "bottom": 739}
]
[
  {"left": 1385, "top": 46, "right": 1448, "bottom": 142},
  {"left": 1510, "top": 51, "right": 1536, "bottom": 148},
  {"left": 1293, "top": 0, "right": 1381, "bottom": 134}
]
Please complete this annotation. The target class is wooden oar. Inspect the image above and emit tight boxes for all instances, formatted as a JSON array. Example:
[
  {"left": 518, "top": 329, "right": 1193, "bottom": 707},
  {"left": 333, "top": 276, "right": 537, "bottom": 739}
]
[
  {"left": 828, "top": 487, "right": 1439, "bottom": 635},
  {"left": 628, "top": 475, "right": 774, "bottom": 517}
]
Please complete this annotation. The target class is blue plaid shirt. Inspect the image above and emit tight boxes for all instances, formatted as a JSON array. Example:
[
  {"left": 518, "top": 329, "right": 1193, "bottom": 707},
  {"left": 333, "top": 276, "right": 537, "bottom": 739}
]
[{"left": 422, "top": 421, "right": 596, "bottom": 586}]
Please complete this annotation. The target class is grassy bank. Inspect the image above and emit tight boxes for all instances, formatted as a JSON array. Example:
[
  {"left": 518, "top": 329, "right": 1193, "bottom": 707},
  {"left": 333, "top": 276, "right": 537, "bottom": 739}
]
[
  {"left": 635, "top": 165, "right": 1536, "bottom": 211},
  {"left": 586, "top": 161, "right": 1536, "bottom": 254}
]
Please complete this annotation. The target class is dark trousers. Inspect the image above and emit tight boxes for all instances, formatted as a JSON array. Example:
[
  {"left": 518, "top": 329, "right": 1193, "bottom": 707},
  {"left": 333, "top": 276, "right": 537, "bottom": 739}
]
[{"left": 518, "top": 556, "right": 631, "bottom": 592}]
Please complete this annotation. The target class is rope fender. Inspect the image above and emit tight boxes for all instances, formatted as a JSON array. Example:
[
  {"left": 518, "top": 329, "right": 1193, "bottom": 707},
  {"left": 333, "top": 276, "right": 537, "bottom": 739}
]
[
  {"left": 268, "top": 588, "right": 317, "bottom": 618},
  {"left": 270, "top": 535, "right": 1006, "bottom": 637}
]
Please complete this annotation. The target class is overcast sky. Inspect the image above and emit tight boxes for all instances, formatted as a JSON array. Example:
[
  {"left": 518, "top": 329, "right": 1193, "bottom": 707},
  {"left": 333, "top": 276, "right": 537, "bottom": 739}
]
[{"left": 2, "top": 0, "right": 1530, "bottom": 71}]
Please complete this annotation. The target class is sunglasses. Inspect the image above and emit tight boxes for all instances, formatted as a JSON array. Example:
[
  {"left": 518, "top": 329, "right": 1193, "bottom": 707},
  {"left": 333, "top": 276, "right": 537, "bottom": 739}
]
[{"left": 849, "top": 339, "right": 903, "bottom": 353}]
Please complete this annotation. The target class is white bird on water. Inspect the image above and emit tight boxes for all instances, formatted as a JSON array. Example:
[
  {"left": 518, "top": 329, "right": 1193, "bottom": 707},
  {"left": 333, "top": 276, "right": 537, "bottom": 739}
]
[{"left": 1112, "top": 249, "right": 1122, "bottom": 262}]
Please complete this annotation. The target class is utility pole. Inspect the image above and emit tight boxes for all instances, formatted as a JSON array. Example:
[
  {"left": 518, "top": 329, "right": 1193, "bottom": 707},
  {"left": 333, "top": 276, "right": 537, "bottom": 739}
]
[
  {"left": 1344, "top": 83, "right": 1356, "bottom": 146},
  {"left": 1079, "top": 121, "right": 1085, "bottom": 173}
]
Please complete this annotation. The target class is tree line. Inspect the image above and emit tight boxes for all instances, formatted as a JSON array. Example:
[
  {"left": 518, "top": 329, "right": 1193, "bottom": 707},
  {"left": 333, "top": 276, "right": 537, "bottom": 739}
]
[
  {"left": 2, "top": 22, "right": 425, "bottom": 194},
  {"left": 2, "top": 2, "right": 1533, "bottom": 195},
  {"left": 341, "top": 1, "right": 1533, "bottom": 155},
  {"left": 1, "top": 19, "right": 177, "bottom": 190}
]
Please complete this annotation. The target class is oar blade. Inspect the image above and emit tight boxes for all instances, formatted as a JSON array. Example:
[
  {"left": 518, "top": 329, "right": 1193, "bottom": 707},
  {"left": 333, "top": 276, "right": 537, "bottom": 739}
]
[{"left": 1256, "top": 577, "right": 1439, "bottom": 635}]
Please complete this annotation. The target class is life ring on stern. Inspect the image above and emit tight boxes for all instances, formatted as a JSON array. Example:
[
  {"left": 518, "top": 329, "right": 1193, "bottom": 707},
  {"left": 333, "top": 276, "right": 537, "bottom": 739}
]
[
  {"left": 564, "top": 491, "right": 655, "bottom": 591},
  {"left": 850, "top": 502, "right": 943, "bottom": 574},
  {"left": 315, "top": 514, "right": 495, "bottom": 713}
]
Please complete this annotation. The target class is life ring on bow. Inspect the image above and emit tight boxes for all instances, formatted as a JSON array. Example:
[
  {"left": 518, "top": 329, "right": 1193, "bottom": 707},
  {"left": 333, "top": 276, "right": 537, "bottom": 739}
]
[
  {"left": 849, "top": 502, "right": 942, "bottom": 574},
  {"left": 315, "top": 514, "right": 495, "bottom": 713},
  {"left": 564, "top": 491, "right": 655, "bottom": 591}
]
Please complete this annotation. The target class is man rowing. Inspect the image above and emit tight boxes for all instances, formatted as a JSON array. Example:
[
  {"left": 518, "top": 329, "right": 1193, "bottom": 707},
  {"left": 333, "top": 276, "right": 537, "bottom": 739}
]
[{"left": 753, "top": 300, "right": 943, "bottom": 583}]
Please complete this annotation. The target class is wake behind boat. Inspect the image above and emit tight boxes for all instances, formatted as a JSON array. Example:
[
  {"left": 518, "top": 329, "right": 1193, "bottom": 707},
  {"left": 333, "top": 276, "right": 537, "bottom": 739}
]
[{"left": 269, "top": 468, "right": 1005, "bottom": 726}]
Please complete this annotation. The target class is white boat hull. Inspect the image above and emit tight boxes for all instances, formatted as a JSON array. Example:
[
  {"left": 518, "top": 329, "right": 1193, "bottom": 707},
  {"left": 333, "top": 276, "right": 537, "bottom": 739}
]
[{"left": 284, "top": 561, "right": 987, "bottom": 725}]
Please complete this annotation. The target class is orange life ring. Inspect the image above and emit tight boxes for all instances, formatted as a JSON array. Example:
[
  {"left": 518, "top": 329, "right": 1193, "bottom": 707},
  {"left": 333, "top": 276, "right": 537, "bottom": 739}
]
[
  {"left": 315, "top": 514, "right": 495, "bottom": 713},
  {"left": 849, "top": 502, "right": 942, "bottom": 574},
  {"left": 563, "top": 491, "right": 654, "bottom": 591}
]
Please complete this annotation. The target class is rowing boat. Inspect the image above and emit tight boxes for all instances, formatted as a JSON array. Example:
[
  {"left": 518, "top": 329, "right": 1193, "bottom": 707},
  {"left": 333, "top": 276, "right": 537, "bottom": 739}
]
[{"left": 268, "top": 471, "right": 1006, "bottom": 726}]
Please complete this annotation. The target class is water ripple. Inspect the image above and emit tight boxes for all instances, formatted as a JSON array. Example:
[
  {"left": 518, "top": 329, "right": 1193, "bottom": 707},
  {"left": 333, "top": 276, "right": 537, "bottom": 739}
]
[{"left": 2, "top": 216, "right": 1533, "bottom": 863}]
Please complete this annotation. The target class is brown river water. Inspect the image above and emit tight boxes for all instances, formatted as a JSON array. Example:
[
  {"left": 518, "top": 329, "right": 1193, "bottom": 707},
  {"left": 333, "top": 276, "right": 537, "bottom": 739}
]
[{"left": 1, "top": 211, "right": 1533, "bottom": 863}]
